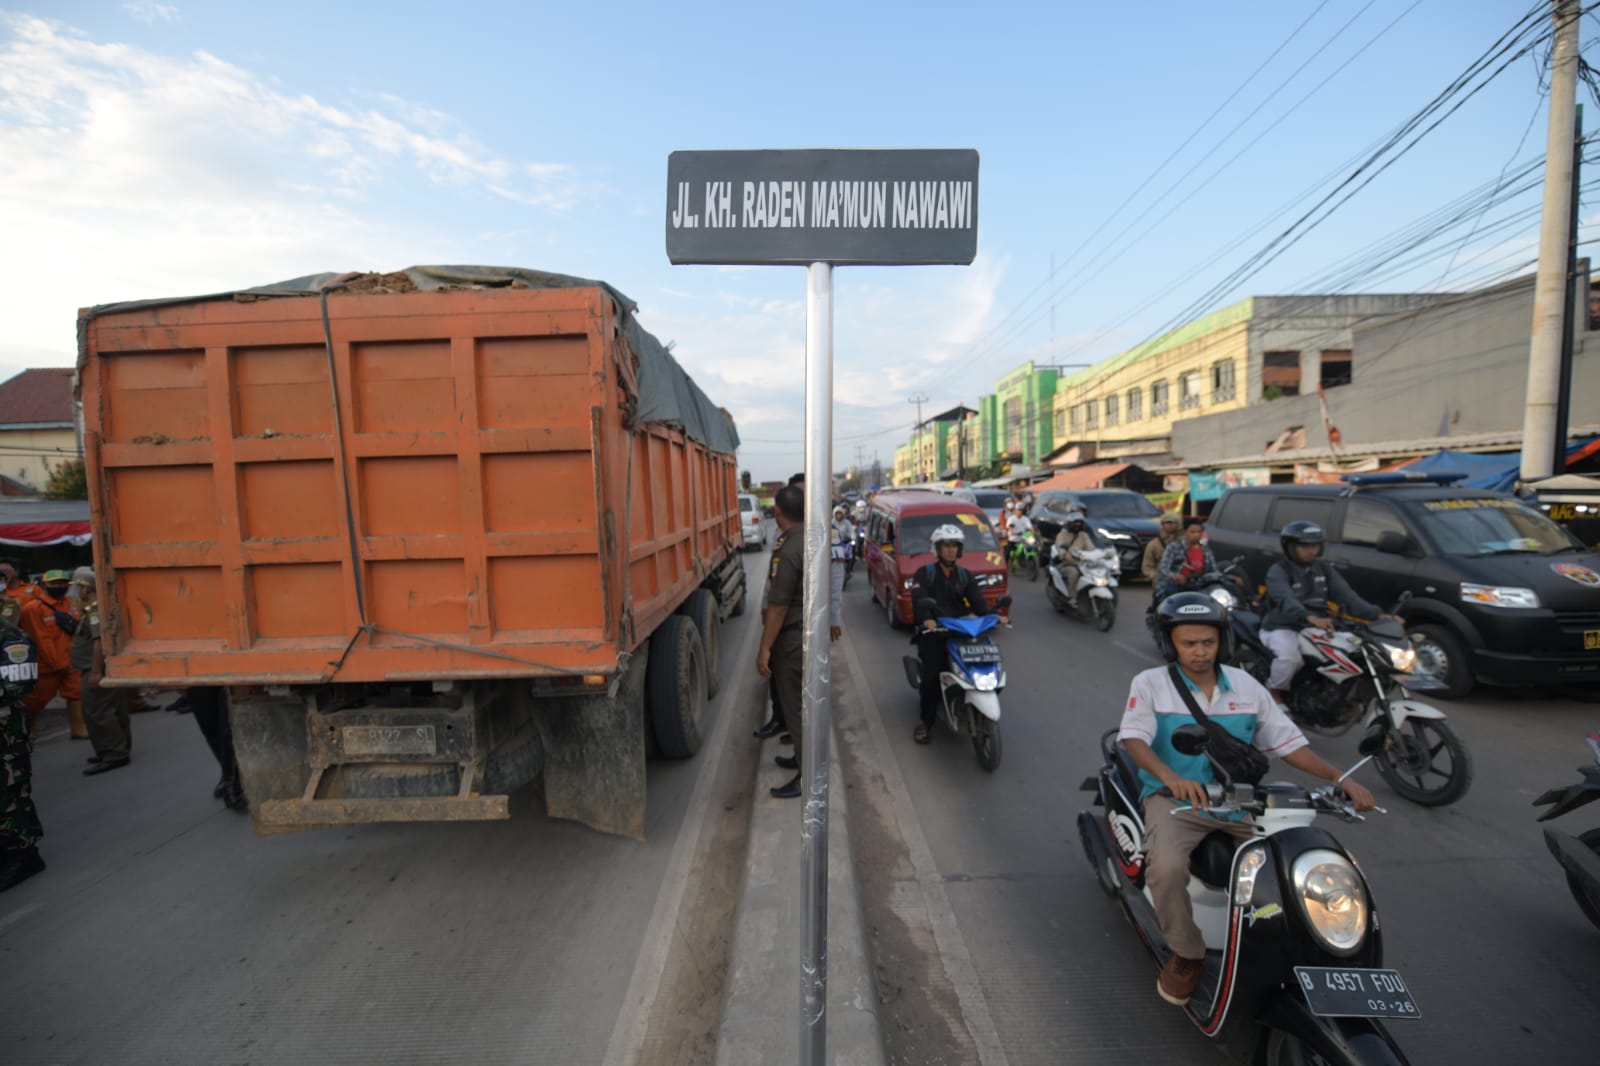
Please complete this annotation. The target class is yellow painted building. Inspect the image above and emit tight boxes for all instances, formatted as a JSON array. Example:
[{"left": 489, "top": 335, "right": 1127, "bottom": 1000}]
[{"left": 1053, "top": 301, "right": 1251, "bottom": 458}]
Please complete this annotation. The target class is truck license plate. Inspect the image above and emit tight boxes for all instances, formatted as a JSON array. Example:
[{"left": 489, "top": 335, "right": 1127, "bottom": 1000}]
[
  {"left": 1293, "top": 967, "right": 1420, "bottom": 1019},
  {"left": 341, "top": 724, "right": 437, "bottom": 757},
  {"left": 1585, "top": 629, "right": 1599, "bottom": 651}
]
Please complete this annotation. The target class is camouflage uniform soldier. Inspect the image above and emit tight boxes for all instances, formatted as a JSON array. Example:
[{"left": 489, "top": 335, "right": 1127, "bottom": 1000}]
[
  {"left": 72, "top": 568, "right": 131, "bottom": 775},
  {"left": 0, "top": 598, "right": 43, "bottom": 893}
]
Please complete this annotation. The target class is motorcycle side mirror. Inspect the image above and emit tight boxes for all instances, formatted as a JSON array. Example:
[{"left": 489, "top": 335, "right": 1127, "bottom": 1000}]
[
  {"left": 1171, "top": 724, "right": 1210, "bottom": 756},
  {"left": 1357, "top": 723, "right": 1386, "bottom": 758},
  {"left": 1374, "top": 530, "right": 1410, "bottom": 556},
  {"left": 995, "top": 595, "right": 1013, "bottom": 609}
]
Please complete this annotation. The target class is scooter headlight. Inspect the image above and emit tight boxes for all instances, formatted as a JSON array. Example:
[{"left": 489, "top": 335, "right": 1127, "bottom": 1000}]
[
  {"left": 1291, "top": 850, "right": 1368, "bottom": 955},
  {"left": 1387, "top": 644, "right": 1417, "bottom": 673},
  {"left": 973, "top": 670, "right": 1000, "bottom": 692},
  {"left": 1233, "top": 845, "right": 1267, "bottom": 905},
  {"left": 1208, "top": 586, "right": 1238, "bottom": 609}
]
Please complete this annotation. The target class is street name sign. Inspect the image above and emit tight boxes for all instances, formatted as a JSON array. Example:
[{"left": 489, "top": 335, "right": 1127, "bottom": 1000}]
[{"left": 665, "top": 148, "right": 979, "bottom": 265}]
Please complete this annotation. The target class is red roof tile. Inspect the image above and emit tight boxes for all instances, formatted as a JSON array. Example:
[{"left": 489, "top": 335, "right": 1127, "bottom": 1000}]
[{"left": 0, "top": 369, "right": 74, "bottom": 426}]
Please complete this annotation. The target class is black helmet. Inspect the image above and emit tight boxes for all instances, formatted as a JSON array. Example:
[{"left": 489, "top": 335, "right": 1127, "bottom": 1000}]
[
  {"left": 1154, "top": 591, "right": 1234, "bottom": 662},
  {"left": 1280, "top": 520, "right": 1326, "bottom": 559}
]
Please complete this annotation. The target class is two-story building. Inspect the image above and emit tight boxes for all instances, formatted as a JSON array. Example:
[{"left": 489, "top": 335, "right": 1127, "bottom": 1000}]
[{"left": 0, "top": 368, "right": 78, "bottom": 492}]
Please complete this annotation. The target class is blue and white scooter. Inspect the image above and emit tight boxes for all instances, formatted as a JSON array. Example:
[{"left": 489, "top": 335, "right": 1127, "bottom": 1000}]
[{"left": 901, "top": 596, "right": 1011, "bottom": 771}]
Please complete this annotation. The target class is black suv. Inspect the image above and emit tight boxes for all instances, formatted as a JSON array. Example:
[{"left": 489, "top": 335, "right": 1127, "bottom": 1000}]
[
  {"left": 1032, "top": 489, "right": 1165, "bottom": 577},
  {"left": 1204, "top": 474, "right": 1600, "bottom": 698}
]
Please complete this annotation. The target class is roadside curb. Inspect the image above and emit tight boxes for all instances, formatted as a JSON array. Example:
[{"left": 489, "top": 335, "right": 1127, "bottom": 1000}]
[{"left": 715, "top": 660, "right": 887, "bottom": 1066}]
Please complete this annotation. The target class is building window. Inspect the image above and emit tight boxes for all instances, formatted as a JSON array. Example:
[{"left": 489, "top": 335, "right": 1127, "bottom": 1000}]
[
  {"left": 1126, "top": 386, "right": 1142, "bottom": 422},
  {"left": 1085, "top": 399, "right": 1098, "bottom": 430},
  {"left": 1151, "top": 379, "right": 1170, "bottom": 416},
  {"left": 1211, "top": 359, "right": 1236, "bottom": 403},
  {"left": 1104, "top": 394, "right": 1119, "bottom": 426},
  {"left": 1321, "top": 348, "right": 1352, "bottom": 389},
  {"left": 1263, "top": 350, "right": 1301, "bottom": 399},
  {"left": 1054, "top": 411, "right": 1066, "bottom": 437},
  {"left": 1179, "top": 371, "right": 1201, "bottom": 410},
  {"left": 1069, "top": 404, "right": 1083, "bottom": 434}
]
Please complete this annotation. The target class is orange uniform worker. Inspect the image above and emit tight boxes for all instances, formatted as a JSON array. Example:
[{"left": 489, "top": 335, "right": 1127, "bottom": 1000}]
[{"left": 20, "top": 570, "right": 84, "bottom": 742}]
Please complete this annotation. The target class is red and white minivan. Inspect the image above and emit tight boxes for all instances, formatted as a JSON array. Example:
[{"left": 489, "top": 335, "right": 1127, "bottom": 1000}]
[{"left": 861, "top": 490, "right": 1009, "bottom": 627}]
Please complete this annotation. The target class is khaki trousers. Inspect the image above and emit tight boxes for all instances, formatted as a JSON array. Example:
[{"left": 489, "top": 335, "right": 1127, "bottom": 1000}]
[
  {"left": 772, "top": 628, "right": 803, "bottom": 755},
  {"left": 83, "top": 676, "right": 131, "bottom": 762},
  {"left": 1142, "top": 795, "right": 1256, "bottom": 959}
]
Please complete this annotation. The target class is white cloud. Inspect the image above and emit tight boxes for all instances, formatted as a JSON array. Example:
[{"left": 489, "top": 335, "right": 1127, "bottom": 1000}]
[
  {"left": 0, "top": 14, "right": 588, "bottom": 357},
  {"left": 123, "top": 2, "right": 179, "bottom": 24}
]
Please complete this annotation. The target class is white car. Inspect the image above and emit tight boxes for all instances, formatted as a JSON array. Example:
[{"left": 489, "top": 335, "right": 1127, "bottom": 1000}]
[{"left": 738, "top": 493, "right": 765, "bottom": 551}]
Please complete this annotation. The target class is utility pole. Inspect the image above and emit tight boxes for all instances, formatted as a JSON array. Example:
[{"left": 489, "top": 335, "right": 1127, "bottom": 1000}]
[
  {"left": 1521, "top": 0, "right": 1580, "bottom": 482},
  {"left": 1553, "top": 104, "right": 1583, "bottom": 475},
  {"left": 908, "top": 392, "right": 928, "bottom": 481}
]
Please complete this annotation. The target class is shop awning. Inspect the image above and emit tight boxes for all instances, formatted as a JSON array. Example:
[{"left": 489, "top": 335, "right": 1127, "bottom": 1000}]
[
  {"left": 1029, "top": 462, "right": 1134, "bottom": 494},
  {"left": 0, "top": 500, "right": 91, "bottom": 546}
]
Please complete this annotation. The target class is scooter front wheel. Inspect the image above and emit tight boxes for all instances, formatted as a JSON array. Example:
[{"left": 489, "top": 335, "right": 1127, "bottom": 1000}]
[
  {"left": 1565, "top": 828, "right": 1600, "bottom": 932},
  {"left": 971, "top": 713, "right": 1001, "bottom": 772},
  {"left": 1093, "top": 596, "right": 1117, "bottom": 632},
  {"left": 1026, "top": 556, "right": 1039, "bottom": 582},
  {"left": 1374, "top": 717, "right": 1473, "bottom": 806}
]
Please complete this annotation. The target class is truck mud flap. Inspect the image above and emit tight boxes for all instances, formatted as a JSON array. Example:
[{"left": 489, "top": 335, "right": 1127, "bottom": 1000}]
[{"left": 532, "top": 643, "right": 650, "bottom": 841}]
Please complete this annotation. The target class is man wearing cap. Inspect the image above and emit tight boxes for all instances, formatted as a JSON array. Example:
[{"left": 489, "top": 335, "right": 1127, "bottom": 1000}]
[
  {"left": 19, "top": 569, "right": 84, "bottom": 742},
  {"left": 71, "top": 569, "right": 130, "bottom": 775},
  {"left": 1142, "top": 514, "right": 1182, "bottom": 586}
]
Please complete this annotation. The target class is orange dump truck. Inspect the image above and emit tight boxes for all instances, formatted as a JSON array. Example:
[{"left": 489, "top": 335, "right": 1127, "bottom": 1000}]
[{"left": 77, "top": 266, "right": 746, "bottom": 838}]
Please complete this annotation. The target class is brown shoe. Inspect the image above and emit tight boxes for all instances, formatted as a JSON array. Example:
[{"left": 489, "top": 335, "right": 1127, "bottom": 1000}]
[{"left": 1157, "top": 953, "right": 1204, "bottom": 1006}]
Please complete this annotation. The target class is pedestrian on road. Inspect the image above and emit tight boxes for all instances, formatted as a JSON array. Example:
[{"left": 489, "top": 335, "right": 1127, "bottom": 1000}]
[
  {"left": 19, "top": 569, "right": 84, "bottom": 743},
  {"left": 757, "top": 485, "right": 806, "bottom": 799},
  {"left": 71, "top": 568, "right": 131, "bottom": 776},
  {"left": 188, "top": 686, "right": 247, "bottom": 811},
  {"left": 0, "top": 618, "right": 43, "bottom": 893}
]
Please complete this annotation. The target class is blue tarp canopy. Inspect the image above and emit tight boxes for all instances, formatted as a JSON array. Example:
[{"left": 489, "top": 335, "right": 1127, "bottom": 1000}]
[{"left": 1399, "top": 438, "right": 1598, "bottom": 493}]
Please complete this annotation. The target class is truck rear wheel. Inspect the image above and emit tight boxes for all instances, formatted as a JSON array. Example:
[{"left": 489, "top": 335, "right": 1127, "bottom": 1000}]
[
  {"left": 679, "top": 589, "right": 720, "bottom": 699},
  {"left": 648, "top": 615, "right": 706, "bottom": 759}
]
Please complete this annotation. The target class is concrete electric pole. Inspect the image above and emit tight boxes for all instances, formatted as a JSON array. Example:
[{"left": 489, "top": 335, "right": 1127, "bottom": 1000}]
[
  {"left": 908, "top": 392, "right": 928, "bottom": 481},
  {"left": 1521, "top": 0, "right": 1581, "bottom": 482}
]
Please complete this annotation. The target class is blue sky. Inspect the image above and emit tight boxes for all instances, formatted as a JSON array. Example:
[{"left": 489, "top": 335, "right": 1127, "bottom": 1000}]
[{"left": 1, "top": 2, "right": 1586, "bottom": 480}]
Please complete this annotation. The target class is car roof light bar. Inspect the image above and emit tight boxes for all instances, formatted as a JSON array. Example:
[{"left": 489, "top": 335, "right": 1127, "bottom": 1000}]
[{"left": 1341, "top": 471, "right": 1468, "bottom": 487}]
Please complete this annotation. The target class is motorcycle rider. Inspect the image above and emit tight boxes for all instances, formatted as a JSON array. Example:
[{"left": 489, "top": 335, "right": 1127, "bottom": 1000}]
[
  {"left": 832, "top": 504, "right": 856, "bottom": 584},
  {"left": 1052, "top": 510, "right": 1097, "bottom": 608},
  {"left": 1153, "top": 517, "right": 1216, "bottom": 604},
  {"left": 1141, "top": 514, "right": 1181, "bottom": 584},
  {"left": 1003, "top": 501, "right": 1033, "bottom": 567},
  {"left": 1119, "top": 592, "right": 1376, "bottom": 1007},
  {"left": 911, "top": 524, "right": 992, "bottom": 746},
  {"left": 1261, "top": 521, "right": 1397, "bottom": 701}
]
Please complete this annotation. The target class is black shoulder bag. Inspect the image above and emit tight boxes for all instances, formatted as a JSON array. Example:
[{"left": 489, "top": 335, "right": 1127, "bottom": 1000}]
[{"left": 1166, "top": 664, "right": 1269, "bottom": 785}]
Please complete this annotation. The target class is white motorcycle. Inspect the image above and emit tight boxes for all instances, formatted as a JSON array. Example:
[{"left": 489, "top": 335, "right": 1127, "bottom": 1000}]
[
  {"left": 1045, "top": 545, "right": 1120, "bottom": 632},
  {"left": 1252, "top": 595, "right": 1472, "bottom": 808}
]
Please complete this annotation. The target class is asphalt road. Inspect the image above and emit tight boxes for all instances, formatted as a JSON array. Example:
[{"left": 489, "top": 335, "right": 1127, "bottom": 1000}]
[
  {"left": 837, "top": 562, "right": 1599, "bottom": 1065},
  {"left": 0, "top": 549, "right": 773, "bottom": 1066}
]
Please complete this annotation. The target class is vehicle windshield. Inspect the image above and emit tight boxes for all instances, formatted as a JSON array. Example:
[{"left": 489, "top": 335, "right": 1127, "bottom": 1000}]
[
  {"left": 1078, "top": 491, "right": 1162, "bottom": 518},
  {"left": 900, "top": 512, "right": 1001, "bottom": 555},
  {"left": 1408, "top": 498, "right": 1579, "bottom": 556},
  {"left": 739, "top": 497, "right": 754, "bottom": 512},
  {"left": 972, "top": 491, "right": 1011, "bottom": 511}
]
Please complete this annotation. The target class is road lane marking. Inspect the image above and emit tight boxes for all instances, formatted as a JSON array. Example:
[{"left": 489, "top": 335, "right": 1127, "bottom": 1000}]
[
  {"left": 602, "top": 563, "right": 762, "bottom": 1066},
  {"left": 840, "top": 637, "right": 1012, "bottom": 1066}
]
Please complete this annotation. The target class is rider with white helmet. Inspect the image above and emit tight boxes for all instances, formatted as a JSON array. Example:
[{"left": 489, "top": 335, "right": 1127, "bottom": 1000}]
[{"left": 910, "top": 522, "right": 993, "bottom": 745}]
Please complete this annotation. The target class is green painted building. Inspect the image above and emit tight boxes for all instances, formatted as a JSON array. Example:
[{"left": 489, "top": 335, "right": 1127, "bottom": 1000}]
[{"left": 993, "top": 361, "right": 1059, "bottom": 468}]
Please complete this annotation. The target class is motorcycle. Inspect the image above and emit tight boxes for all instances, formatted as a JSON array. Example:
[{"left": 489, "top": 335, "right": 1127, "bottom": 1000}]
[
  {"left": 1007, "top": 529, "right": 1041, "bottom": 582},
  {"left": 1247, "top": 596, "right": 1472, "bottom": 808},
  {"left": 1532, "top": 731, "right": 1600, "bottom": 933},
  {"left": 1045, "top": 544, "right": 1120, "bottom": 631},
  {"left": 901, "top": 596, "right": 1011, "bottom": 771},
  {"left": 1078, "top": 724, "right": 1417, "bottom": 1065}
]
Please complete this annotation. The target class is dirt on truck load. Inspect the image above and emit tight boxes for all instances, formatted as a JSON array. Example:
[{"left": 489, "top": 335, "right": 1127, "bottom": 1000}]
[{"left": 77, "top": 265, "right": 746, "bottom": 838}]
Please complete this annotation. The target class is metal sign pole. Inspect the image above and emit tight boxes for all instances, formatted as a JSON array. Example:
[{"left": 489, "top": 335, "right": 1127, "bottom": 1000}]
[{"left": 799, "top": 260, "right": 833, "bottom": 1066}]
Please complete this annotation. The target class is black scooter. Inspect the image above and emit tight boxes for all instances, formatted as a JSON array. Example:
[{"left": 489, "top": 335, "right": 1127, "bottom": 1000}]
[
  {"left": 1533, "top": 731, "right": 1600, "bottom": 933},
  {"left": 1078, "top": 724, "right": 1417, "bottom": 1064}
]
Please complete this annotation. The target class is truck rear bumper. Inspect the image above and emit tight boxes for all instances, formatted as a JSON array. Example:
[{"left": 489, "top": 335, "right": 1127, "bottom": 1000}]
[{"left": 255, "top": 795, "right": 509, "bottom": 834}]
